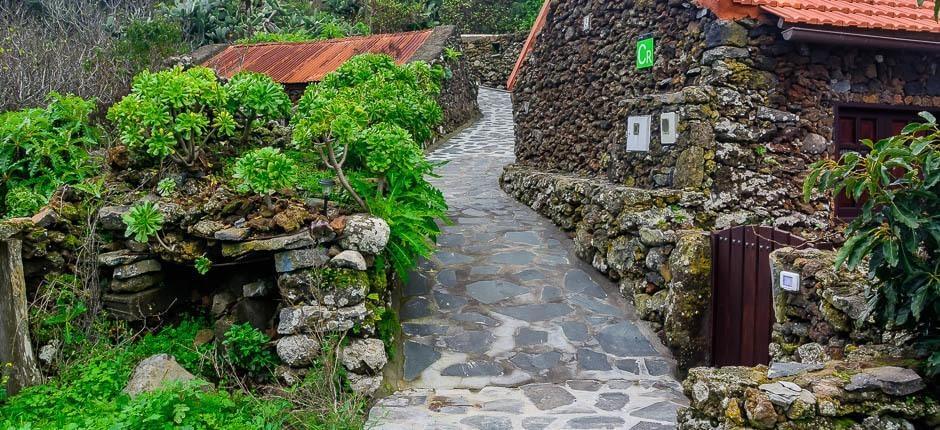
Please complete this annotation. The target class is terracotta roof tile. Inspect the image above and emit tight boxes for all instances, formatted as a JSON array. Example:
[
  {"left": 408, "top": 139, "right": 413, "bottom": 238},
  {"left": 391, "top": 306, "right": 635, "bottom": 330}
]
[
  {"left": 203, "top": 30, "right": 434, "bottom": 84},
  {"left": 734, "top": 0, "right": 940, "bottom": 32}
]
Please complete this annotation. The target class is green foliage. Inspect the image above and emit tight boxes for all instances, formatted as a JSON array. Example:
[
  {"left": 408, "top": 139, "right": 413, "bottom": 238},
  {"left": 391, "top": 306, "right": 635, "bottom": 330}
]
[
  {"left": 916, "top": 0, "right": 940, "bottom": 20},
  {"left": 122, "top": 202, "right": 164, "bottom": 243},
  {"left": 112, "top": 17, "right": 185, "bottom": 76},
  {"left": 804, "top": 111, "right": 940, "bottom": 375},
  {"left": 224, "top": 71, "right": 292, "bottom": 145},
  {"left": 161, "top": 0, "right": 244, "bottom": 45},
  {"left": 440, "top": 0, "right": 542, "bottom": 32},
  {"left": 194, "top": 255, "right": 213, "bottom": 275},
  {"left": 0, "top": 92, "right": 98, "bottom": 218},
  {"left": 222, "top": 323, "right": 278, "bottom": 376},
  {"left": 292, "top": 54, "right": 448, "bottom": 278},
  {"left": 29, "top": 274, "right": 89, "bottom": 363},
  {"left": 233, "top": 147, "right": 298, "bottom": 198},
  {"left": 157, "top": 178, "right": 177, "bottom": 197},
  {"left": 444, "top": 47, "right": 462, "bottom": 61},
  {"left": 236, "top": 30, "right": 317, "bottom": 44},
  {"left": 108, "top": 66, "right": 236, "bottom": 168},
  {"left": 375, "top": 307, "right": 399, "bottom": 360}
]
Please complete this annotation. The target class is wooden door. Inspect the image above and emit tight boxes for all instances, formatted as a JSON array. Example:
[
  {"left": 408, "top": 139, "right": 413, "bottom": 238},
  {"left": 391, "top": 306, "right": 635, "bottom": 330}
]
[{"left": 711, "top": 225, "right": 806, "bottom": 367}]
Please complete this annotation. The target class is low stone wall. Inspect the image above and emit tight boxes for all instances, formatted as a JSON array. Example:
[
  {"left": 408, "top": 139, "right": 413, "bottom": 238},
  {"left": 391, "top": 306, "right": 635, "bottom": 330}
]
[
  {"left": 461, "top": 33, "right": 526, "bottom": 89},
  {"left": 412, "top": 25, "right": 481, "bottom": 136},
  {"left": 768, "top": 247, "right": 917, "bottom": 365},
  {"left": 678, "top": 362, "right": 939, "bottom": 429},
  {"left": 499, "top": 164, "right": 712, "bottom": 370}
]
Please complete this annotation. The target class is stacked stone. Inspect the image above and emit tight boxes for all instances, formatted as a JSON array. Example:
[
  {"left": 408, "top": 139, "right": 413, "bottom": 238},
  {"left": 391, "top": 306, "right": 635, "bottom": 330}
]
[
  {"left": 273, "top": 215, "right": 391, "bottom": 395},
  {"left": 99, "top": 250, "right": 174, "bottom": 321},
  {"left": 678, "top": 363, "right": 935, "bottom": 429},
  {"left": 461, "top": 33, "right": 526, "bottom": 89},
  {"left": 500, "top": 165, "right": 713, "bottom": 370}
]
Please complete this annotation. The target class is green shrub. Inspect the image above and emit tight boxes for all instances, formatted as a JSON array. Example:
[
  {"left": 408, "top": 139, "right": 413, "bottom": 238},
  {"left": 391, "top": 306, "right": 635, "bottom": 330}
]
[
  {"left": 292, "top": 54, "right": 448, "bottom": 278},
  {"left": 804, "top": 111, "right": 940, "bottom": 375},
  {"left": 236, "top": 30, "right": 317, "bottom": 44},
  {"left": 0, "top": 92, "right": 98, "bottom": 218},
  {"left": 112, "top": 17, "right": 185, "bottom": 76},
  {"left": 233, "top": 147, "right": 298, "bottom": 208},
  {"left": 223, "top": 71, "right": 292, "bottom": 145},
  {"left": 222, "top": 323, "right": 278, "bottom": 376},
  {"left": 108, "top": 66, "right": 236, "bottom": 168},
  {"left": 122, "top": 202, "right": 164, "bottom": 243},
  {"left": 440, "top": 0, "right": 542, "bottom": 32}
]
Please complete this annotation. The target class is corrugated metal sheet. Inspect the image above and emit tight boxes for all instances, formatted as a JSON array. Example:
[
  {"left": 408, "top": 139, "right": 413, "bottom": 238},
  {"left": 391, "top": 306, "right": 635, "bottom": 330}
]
[
  {"left": 203, "top": 30, "right": 434, "bottom": 84},
  {"left": 507, "top": 0, "right": 553, "bottom": 91}
]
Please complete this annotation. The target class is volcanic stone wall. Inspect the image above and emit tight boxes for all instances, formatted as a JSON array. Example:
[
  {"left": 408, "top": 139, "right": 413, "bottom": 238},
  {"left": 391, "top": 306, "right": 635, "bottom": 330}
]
[
  {"left": 511, "top": 0, "right": 940, "bottom": 234},
  {"left": 461, "top": 33, "right": 526, "bottom": 89}
]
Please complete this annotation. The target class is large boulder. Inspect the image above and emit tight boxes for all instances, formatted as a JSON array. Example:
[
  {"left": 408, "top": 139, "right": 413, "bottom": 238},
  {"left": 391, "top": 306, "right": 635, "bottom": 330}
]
[
  {"left": 340, "top": 338, "right": 388, "bottom": 373},
  {"left": 338, "top": 215, "right": 390, "bottom": 254},
  {"left": 123, "top": 354, "right": 205, "bottom": 397},
  {"left": 276, "top": 335, "right": 321, "bottom": 367}
]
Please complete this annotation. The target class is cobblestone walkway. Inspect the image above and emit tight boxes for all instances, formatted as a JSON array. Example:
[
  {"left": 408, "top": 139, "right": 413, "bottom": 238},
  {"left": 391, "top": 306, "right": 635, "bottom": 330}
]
[{"left": 366, "top": 88, "right": 687, "bottom": 430}]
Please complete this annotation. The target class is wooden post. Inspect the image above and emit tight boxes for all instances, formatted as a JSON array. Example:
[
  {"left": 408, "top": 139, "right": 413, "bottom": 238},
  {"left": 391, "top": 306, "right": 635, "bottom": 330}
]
[{"left": 0, "top": 239, "right": 41, "bottom": 395}]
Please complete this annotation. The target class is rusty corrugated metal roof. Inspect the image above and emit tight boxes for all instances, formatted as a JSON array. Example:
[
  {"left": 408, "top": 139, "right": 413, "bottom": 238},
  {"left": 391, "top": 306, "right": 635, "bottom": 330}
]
[
  {"left": 203, "top": 29, "right": 434, "bottom": 84},
  {"left": 507, "top": 0, "right": 553, "bottom": 91}
]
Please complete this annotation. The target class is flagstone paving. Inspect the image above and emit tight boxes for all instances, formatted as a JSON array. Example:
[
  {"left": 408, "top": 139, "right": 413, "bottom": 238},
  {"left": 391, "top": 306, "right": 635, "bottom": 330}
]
[{"left": 366, "top": 88, "right": 687, "bottom": 429}]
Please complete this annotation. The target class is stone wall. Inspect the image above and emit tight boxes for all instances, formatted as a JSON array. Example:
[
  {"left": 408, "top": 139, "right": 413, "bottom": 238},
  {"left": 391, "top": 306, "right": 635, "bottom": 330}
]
[
  {"left": 500, "top": 165, "right": 712, "bottom": 370},
  {"left": 511, "top": 0, "right": 940, "bottom": 235},
  {"left": 412, "top": 25, "right": 481, "bottom": 136},
  {"left": 678, "top": 362, "right": 939, "bottom": 429},
  {"left": 461, "top": 33, "right": 526, "bottom": 89}
]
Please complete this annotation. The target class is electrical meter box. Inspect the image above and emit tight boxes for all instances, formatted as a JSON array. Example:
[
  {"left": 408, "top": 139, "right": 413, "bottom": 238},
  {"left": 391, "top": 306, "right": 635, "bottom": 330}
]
[
  {"left": 660, "top": 112, "right": 678, "bottom": 145},
  {"left": 626, "top": 115, "right": 651, "bottom": 152},
  {"left": 779, "top": 271, "right": 801, "bottom": 292}
]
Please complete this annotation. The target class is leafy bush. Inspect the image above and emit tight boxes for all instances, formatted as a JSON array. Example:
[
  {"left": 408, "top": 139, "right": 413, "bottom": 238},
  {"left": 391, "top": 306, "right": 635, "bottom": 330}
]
[
  {"left": 804, "top": 111, "right": 940, "bottom": 375},
  {"left": 108, "top": 66, "right": 236, "bottom": 168},
  {"left": 292, "top": 54, "right": 447, "bottom": 278},
  {"left": 224, "top": 72, "right": 292, "bottom": 145},
  {"left": 161, "top": 0, "right": 244, "bottom": 45},
  {"left": 222, "top": 323, "right": 278, "bottom": 376},
  {"left": 111, "top": 17, "right": 185, "bottom": 76},
  {"left": 0, "top": 92, "right": 98, "bottom": 218},
  {"left": 236, "top": 30, "right": 317, "bottom": 44},
  {"left": 122, "top": 202, "right": 165, "bottom": 243},
  {"left": 233, "top": 147, "right": 298, "bottom": 207},
  {"left": 28, "top": 274, "right": 89, "bottom": 364},
  {"left": 440, "top": 0, "right": 542, "bottom": 32}
]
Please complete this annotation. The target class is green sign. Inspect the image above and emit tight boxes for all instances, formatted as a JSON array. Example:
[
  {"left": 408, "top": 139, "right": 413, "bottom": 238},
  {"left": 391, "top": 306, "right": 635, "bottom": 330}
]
[{"left": 636, "top": 36, "right": 654, "bottom": 70}]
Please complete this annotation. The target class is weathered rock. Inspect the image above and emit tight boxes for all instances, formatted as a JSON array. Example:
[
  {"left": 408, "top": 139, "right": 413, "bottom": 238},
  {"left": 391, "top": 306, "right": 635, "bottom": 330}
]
[
  {"left": 124, "top": 354, "right": 203, "bottom": 397},
  {"left": 330, "top": 250, "right": 367, "bottom": 271},
  {"left": 759, "top": 381, "right": 803, "bottom": 407},
  {"left": 276, "top": 334, "right": 320, "bottom": 367},
  {"left": 743, "top": 387, "right": 777, "bottom": 429},
  {"left": 347, "top": 372, "right": 383, "bottom": 396},
  {"left": 242, "top": 279, "right": 273, "bottom": 298},
  {"left": 276, "top": 303, "right": 368, "bottom": 334},
  {"left": 844, "top": 366, "right": 925, "bottom": 396},
  {"left": 214, "top": 227, "right": 250, "bottom": 241},
  {"left": 274, "top": 247, "right": 330, "bottom": 273},
  {"left": 98, "top": 206, "right": 131, "bottom": 230},
  {"left": 191, "top": 219, "right": 225, "bottom": 237},
  {"left": 795, "top": 342, "right": 829, "bottom": 364},
  {"left": 113, "top": 259, "right": 161, "bottom": 280},
  {"left": 340, "top": 338, "right": 388, "bottom": 373},
  {"left": 98, "top": 250, "right": 150, "bottom": 267},
  {"left": 767, "top": 361, "right": 823, "bottom": 379},
  {"left": 30, "top": 207, "right": 59, "bottom": 228},
  {"left": 103, "top": 287, "right": 176, "bottom": 321},
  {"left": 338, "top": 215, "right": 390, "bottom": 254},
  {"left": 277, "top": 268, "right": 369, "bottom": 307},
  {"left": 222, "top": 231, "right": 329, "bottom": 257},
  {"left": 211, "top": 291, "right": 237, "bottom": 316},
  {"left": 110, "top": 272, "right": 163, "bottom": 293},
  {"left": 704, "top": 19, "right": 748, "bottom": 48}
]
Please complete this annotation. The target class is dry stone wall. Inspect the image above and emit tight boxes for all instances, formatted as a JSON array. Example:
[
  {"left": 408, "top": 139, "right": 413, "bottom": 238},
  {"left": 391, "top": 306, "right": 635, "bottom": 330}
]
[
  {"left": 461, "top": 33, "right": 526, "bottom": 89},
  {"left": 500, "top": 165, "right": 712, "bottom": 370},
  {"left": 511, "top": 0, "right": 940, "bottom": 235}
]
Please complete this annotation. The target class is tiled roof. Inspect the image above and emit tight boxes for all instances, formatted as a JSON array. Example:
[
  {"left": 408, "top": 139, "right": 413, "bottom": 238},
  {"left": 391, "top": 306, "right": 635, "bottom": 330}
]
[
  {"left": 203, "top": 30, "right": 434, "bottom": 84},
  {"left": 735, "top": 0, "right": 940, "bottom": 33}
]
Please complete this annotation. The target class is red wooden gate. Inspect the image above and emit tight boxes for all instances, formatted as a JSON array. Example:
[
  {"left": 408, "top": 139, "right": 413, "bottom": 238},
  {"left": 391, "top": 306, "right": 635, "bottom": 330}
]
[{"left": 711, "top": 225, "right": 806, "bottom": 367}]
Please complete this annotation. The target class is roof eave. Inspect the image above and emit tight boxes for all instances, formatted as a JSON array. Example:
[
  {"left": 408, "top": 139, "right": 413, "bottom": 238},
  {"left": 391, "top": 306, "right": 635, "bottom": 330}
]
[{"left": 781, "top": 24, "right": 940, "bottom": 52}]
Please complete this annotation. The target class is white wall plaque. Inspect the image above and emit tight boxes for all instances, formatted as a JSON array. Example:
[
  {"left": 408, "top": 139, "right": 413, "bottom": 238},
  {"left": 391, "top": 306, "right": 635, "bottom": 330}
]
[
  {"left": 582, "top": 15, "right": 591, "bottom": 32},
  {"left": 660, "top": 112, "right": 678, "bottom": 145},
  {"left": 779, "top": 271, "right": 801, "bottom": 292},
  {"left": 626, "top": 115, "right": 651, "bottom": 152}
]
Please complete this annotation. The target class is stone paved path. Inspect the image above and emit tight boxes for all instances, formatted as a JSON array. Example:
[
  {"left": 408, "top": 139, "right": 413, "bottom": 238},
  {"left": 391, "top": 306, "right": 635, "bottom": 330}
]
[{"left": 366, "top": 88, "right": 687, "bottom": 430}]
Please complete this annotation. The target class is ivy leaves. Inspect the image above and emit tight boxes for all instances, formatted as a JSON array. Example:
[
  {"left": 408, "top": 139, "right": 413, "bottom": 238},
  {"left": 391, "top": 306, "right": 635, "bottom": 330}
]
[{"left": 805, "top": 111, "right": 940, "bottom": 374}]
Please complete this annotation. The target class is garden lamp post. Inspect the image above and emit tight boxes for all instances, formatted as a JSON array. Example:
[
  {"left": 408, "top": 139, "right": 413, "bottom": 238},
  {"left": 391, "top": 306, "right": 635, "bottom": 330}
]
[{"left": 318, "top": 178, "right": 335, "bottom": 215}]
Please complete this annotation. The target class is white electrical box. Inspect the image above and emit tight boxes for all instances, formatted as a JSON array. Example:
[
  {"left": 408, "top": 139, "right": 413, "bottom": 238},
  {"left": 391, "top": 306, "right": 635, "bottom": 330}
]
[
  {"left": 626, "top": 115, "right": 651, "bottom": 152},
  {"left": 582, "top": 15, "right": 591, "bottom": 31},
  {"left": 779, "top": 271, "right": 801, "bottom": 292},
  {"left": 660, "top": 112, "right": 678, "bottom": 145}
]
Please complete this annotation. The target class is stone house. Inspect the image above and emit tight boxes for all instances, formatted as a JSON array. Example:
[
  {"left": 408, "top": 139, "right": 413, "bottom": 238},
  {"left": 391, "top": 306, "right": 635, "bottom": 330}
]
[
  {"left": 200, "top": 25, "right": 480, "bottom": 135},
  {"left": 501, "top": 0, "right": 940, "bottom": 369}
]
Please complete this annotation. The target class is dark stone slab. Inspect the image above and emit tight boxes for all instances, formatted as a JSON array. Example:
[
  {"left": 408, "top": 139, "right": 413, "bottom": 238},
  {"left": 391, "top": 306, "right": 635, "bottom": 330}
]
[
  {"left": 631, "top": 401, "right": 679, "bottom": 423},
  {"left": 504, "top": 231, "right": 540, "bottom": 245},
  {"left": 494, "top": 303, "right": 573, "bottom": 322},
  {"left": 630, "top": 422, "right": 675, "bottom": 430},
  {"left": 578, "top": 348, "right": 612, "bottom": 371},
  {"left": 401, "top": 297, "right": 433, "bottom": 320},
  {"left": 540, "top": 287, "right": 563, "bottom": 301},
  {"left": 516, "top": 269, "right": 546, "bottom": 282},
  {"left": 569, "top": 294, "right": 621, "bottom": 316},
  {"left": 645, "top": 359, "right": 672, "bottom": 376},
  {"left": 470, "top": 265, "right": 500, "bottom": 276},
  {"left": 403, "top": 341, "right": 440, "bottom": 381},
  {"left": 597, "top": 322, "right": 657, "bottom": 356},
  {"left": 460, "top": 415, "right": 512, "bottom": 430},
  {"left": 444, "top": 330, "right": 493, "bottom": 353},
  {"left": 481, "top": 399, "right": 524, "bottom": 413},
  {"left": 564, "top": 269, "right": 606, "bottom": 298},
  {"left": 566, "top": 416, "right": 625, "bottom": 429},
  {"left": 567, "top": 380, "right": 602, "bottom": 391},
  {"left": 767, "top": 361, "right": 824, "bottom": 379},
  {"left": 596, "top": 392, "right": 630, "bottom": 411},
  {"left": 522, "top": 383, "right": 576, "bottom": 411},
  {"left": 453, "top": 312, "right": 500, "bottom": 327},
  {"left": 434, "top": 291, "right": 469, "bottom": 310},
  {"left": 437, "top": 269, "right": 458, "bottom": 288},
  {"left": 402, "top": 323, "right": 448, "bottom": 336},
  {"left": 404, "top": 273, "right": 431, "bottom": 296},
  {"left": 441, "top": 361, "right": 504, "bottom": 377},
  {"left": 616, "top": 359, "right": 640, "bottom": 374},
  {"left": 435, "top": 252, "right": 474, "bottom": 265},
  {"left": 466, "top": 280, "right": 528, "bottom": 304},
  {"left": 516, "top": 328, "right": 548, "bottom": 346},
  {"left": 522, "top": 417, "right": 556, "bottom": 430},
  {"left": 489, "top": 251, "right": 536, "bottom": 265},
  {"left": 561, "top": 321, "right": 589, "bottom": 342}
]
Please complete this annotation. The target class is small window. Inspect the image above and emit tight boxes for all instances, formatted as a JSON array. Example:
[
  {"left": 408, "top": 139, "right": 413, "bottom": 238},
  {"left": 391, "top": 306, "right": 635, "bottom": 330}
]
[
  {"left": 833, "top": 106, "right": 926, "bottom": 219},
  {"left": 491, "top": 42, "right": 502, "bottom": 54}
]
